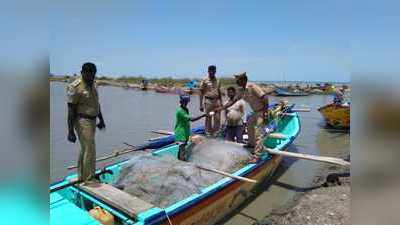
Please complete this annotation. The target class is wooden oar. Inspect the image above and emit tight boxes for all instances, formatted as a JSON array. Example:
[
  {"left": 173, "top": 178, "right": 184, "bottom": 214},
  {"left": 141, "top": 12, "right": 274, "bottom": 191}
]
[
  {"left": 151, "top": 130, "right": 174, "bottom": 135},
  {"left": 226, "top": 141, "right": 350, "bottom": 167},
  {"left": 268, "top": 133, "right": 288, "bottom": 139},
  {"left": 50, "top": 169, "right": 112, "bottom": 193},
  {"left": 67, "top": 143, "right": 148, "bottom": 170},
  {"left": 51, "top": 179, "right": 83, "bottom": 193},
  {"left": 149, "top": 130, "right": 173, "bottom": 141},
  {"left": 264, "top": 148, "right": 350, "bottom": 167},
  {"left": 243, "top": 133, "right": 287, "bottom": 140},
  {"left": 291, "top": 108, "right": 311, "bottom": 112},
  {"left": 195, "top": 165, "right": 257, "bottom": 183},
  {"left": 148, "top": 136, "right": 164, "bottom": 141}
]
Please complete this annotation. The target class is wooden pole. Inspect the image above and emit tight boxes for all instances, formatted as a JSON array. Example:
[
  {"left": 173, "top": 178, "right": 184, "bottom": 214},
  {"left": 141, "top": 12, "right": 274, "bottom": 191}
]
[
  {"left": 151, "top": 130, "right": 174, "bottom": 135},
  {"left": 50, "top": 169, "right": 111, "bottom": 192},
  {"left": 67, "top": 144, "right": 147, "bottom": 170},
  {"left": 291, "top": 108, "right": 311, "bottom": 112},
  {"left": 264, "top": 148, "right": 350, "bottom": 167},
  {"left": 195, "top": 165, "right": 257, "bottom": 183},
  {"left": 268, "top": 133, "right": 288, "bottom": 139}
]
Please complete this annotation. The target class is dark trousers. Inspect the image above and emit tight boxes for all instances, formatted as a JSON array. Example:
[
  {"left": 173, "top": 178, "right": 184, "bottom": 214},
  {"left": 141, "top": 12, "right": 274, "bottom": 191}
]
[{"left": 225, "top": 125, "right": 244, "bottom": 143}]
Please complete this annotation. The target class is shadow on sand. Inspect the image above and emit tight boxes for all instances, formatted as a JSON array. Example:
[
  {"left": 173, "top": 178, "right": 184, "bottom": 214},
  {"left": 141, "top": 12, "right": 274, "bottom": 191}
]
[{"left": 215, "top": 145, "right": 323, "bottom": 225}]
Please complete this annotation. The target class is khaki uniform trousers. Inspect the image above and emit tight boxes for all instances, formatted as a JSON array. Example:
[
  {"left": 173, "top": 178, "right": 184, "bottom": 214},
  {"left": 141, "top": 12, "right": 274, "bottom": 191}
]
[
  {"left": 247, "top": 111, "right": 265, "bottom": 156},
  {"left": 75, "top": 117, "right": 96, "bottom": 182}
]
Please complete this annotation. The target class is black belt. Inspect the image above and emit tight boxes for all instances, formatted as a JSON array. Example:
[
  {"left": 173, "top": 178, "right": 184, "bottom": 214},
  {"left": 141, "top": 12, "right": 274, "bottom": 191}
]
[
  {"left": 77, "top": 113, "right": 97, "bottom": 120},
  {"left": 205, "top": 96, "right": 218, "bottom": 100}
]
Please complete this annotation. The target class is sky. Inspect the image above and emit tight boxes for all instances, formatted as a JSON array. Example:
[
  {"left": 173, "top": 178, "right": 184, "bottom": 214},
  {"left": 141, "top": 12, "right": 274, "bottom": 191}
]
[{"left": 49, "top": 0, "right": 398, "bottom": 82}]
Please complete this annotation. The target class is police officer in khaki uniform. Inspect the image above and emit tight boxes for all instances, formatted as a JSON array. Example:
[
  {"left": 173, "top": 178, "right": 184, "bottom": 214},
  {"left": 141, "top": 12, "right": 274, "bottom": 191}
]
[
  {"left": 67, "top": 62, "right": 106, "bottom": 182},
  {"left": 217, "top": 72, "right": 268, "bottom": 163},
  {"left": 199, "top": 65, "right": 222, "bottom": 136},
  {"left": 235, "top": 72, "right": 268, "bottom": 162}
]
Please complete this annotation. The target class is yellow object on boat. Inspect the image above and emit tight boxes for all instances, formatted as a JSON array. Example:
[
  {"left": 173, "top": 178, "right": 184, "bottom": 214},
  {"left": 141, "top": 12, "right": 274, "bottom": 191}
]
[
  {"left": 325, "top": 85, "right": 336, "bottom": 94},
  {"left": 318, "top": 103, "right": 350, "bottom": 129},
  {"left": 89, "top": 206, "right": 114, "bottom": 225}
]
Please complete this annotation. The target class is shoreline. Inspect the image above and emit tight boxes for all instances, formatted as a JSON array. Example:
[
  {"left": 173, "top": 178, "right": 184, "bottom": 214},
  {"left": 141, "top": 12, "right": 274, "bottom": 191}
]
[
  {"left": 49, "top": 76, "right": 349, "bottom": 96},
  {"left": 257, "top": 147, "right": 350, "bottom": 225}
]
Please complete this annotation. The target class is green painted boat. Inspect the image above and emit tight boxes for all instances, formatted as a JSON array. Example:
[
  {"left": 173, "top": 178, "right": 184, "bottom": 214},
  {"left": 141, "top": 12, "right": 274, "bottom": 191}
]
[{"left": 50, "top": 106, "right": 300, "bottom": 225}]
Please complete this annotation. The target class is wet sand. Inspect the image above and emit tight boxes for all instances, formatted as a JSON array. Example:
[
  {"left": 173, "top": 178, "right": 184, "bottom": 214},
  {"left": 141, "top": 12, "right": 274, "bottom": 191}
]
[
  {"left": 220, "top": 129, "right": 350, "bottom": 225},
  {"left": 260, "top": 152, "right": 350, "bottom": 225},
  {"left": 264, "top": 172, "right": 350, "bottom": 225}
]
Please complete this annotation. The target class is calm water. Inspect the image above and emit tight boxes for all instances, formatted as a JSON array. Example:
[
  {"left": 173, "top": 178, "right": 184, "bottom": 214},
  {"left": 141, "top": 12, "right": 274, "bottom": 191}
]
[
  {"left": 50, "top": 82, "right": 349, "bottom": 223},
  {"left": 51, "top": 82, "right": 203, "bottom": 182}
]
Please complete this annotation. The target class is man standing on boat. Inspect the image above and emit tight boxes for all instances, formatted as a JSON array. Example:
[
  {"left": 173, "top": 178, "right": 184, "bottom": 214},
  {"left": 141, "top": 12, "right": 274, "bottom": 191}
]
[
  {"left": 199, "top": 65, "right": 222, "bottom": 136},
  {"left": 175, "top": 95, "right": 208, "bottom": 160},
  {"left": 216, "top": 72, "right": 269, "bottom": 163},
  {"left": 222, "top": 86, "right": 245, "bottom": 143},
  {"left": 66, "top": 62, "right": 106, "bottom": 183},
  {"left": 333, "top": 87, "right": 345, "bottom": 105},
  {"left": 235, "top": 72, "right": 269, "bottom": 162}
]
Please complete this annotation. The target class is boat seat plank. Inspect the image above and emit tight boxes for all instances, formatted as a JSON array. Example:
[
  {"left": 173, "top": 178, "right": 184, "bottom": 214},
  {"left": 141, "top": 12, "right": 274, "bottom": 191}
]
[{"left": 78, "top": 182, "right": 153, "bottom": 218}]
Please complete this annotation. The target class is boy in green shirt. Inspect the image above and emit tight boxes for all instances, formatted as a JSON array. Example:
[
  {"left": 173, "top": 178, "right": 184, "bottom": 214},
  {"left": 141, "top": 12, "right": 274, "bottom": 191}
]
[{"left": 174, "top": 95, "right": 208, "bottom": 160}]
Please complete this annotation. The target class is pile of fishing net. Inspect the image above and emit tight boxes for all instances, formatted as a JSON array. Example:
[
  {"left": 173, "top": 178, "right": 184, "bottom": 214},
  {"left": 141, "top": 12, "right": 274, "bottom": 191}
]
[{"left": 113, "top": 139, "right": 250, "bottom": 208}]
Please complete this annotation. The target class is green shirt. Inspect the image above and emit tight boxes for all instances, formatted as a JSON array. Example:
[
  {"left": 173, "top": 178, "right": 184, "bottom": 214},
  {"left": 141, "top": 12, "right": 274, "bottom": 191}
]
[{"left": 174, "top": 106, "right": 191, "bottom": 142}]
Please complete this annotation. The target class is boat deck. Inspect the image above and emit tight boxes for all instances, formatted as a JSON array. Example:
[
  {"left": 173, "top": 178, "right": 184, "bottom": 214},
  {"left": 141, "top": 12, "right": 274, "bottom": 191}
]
[
  {"left": 50, "top": 192, "right": 100, "bottom": 225},
  {"left": 78, "top": 182, "right": 154, "bottom": 218}
]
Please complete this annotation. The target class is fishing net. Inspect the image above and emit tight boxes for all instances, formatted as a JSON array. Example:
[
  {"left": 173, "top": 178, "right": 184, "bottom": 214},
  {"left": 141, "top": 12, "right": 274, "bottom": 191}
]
[
  {"left": 113, "top": 139, "right": 250, "bottom": 208},
  {"left": 188, "top": 139, "right": 250, "bottom": 172}
]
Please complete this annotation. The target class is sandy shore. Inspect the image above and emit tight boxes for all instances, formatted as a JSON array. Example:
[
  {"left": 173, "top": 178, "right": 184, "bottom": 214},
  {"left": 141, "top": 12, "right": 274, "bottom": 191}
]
[
  {"left": 257, "top": 151, "right": 350, "bottom": 225},
  {"left": 49, "top": 76, "right": 346, "bottom": 97}
]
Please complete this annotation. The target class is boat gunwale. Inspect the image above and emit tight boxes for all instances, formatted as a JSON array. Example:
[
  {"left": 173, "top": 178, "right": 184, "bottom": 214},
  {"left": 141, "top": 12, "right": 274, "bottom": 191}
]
[
  {"left": 141, "top": 112, "right": 301, "bottom": 224},
  {"left": 318, "top": 103, "right": 350, "bottom": 112},
  {"left": 274, "top": 88, "right": 310, "bottom": 96},
  {"left": 49, "top": 107, "right": 301, "bottom": 225}
]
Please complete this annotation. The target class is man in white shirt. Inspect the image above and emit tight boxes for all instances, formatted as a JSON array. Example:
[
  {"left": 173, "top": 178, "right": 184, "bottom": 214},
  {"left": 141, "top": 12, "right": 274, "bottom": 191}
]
[{"left": 223, "top": 86, "right": 245, "bottom": 143}]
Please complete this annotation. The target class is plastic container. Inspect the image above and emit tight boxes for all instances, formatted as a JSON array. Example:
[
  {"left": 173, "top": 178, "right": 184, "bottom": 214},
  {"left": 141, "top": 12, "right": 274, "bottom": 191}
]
[{"left": 89, "top": 206, "right": 115, "bottom": 225}]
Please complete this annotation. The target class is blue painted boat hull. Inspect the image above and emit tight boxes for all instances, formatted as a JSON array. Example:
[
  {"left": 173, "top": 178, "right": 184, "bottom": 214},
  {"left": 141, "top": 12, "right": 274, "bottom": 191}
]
[
  {"left": 274, "top": 87, "right": 310, "bottom": 96},
  {"left": 142, "top": 126, "right": 205, "bottom": 149}
]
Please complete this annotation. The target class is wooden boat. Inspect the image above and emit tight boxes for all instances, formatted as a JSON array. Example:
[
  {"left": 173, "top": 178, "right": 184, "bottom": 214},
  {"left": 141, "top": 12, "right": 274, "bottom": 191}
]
[
  {"left": 273, "top": 87, "right": 310, "bottom": 96},
  {"left": 320, "top": 84, "right": 336, "bottom": 94},
  {"left": 50, "top": 107, "right": 300, "bottom": 225},
  {"left": 318, "top": 103, "right": 350, "bottom": 129},
  {"left": 154, "top": 86, "right": 171, "bottom": 93},
  {"left": 310, "top": 88, "right": 325, "bottom": 95}
]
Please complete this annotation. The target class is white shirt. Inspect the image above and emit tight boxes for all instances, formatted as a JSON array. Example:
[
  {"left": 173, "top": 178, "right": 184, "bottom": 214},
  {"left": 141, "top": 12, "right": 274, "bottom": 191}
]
[{"left": 225, "top": 99, "right": 245, "bottom": 126}]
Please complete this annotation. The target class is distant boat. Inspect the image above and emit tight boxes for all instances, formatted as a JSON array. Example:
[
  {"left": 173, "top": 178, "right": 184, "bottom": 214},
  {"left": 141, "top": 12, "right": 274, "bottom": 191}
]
[
  {"left": 273, "top": 87, "right": 310, "bottom": 96},
  {"left": 320, "top": 83, "right": 336, "bottom": 94},
  {"left": 154, "top": 86, "right": 171, "bottom": 93},
  {"left": 318, "top": 103, "right": 350, "bottom": 129},
  {"left": 310, "top": 88, "right": 325, "bottom": 95}
]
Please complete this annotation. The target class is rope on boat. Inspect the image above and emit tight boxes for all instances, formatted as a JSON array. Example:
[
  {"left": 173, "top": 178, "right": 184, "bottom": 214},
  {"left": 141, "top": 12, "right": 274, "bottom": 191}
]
[{"left": 165, "top": 211, "right": 174, "bottom": 225}]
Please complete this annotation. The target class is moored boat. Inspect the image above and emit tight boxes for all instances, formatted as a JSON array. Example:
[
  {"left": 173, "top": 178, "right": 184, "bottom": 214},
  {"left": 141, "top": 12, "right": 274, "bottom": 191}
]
[
  {"left": 318, "top": 103, "right": 350, "bottom": 129},
  {"left": 273, "top": 87, "right": 310, "bottom": 96},
  {"left": 50, "top": 106, "right": 300, "bottom": 225},
  {"left": 310, "top": 88, "right": 325, "bottom": 95},
  {"left": 154, "top": 86, "right": 171, "bottom": 93}
]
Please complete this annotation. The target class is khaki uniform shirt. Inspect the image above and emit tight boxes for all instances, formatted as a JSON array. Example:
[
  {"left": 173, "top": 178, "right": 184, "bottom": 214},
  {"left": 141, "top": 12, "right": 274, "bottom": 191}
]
[
  {"left": 238, "top": 82, "right": 266, "bottom": 112},
  {"left": 200, "top": 76, "right": 221, "bottom": 99},
  {"left": 67, "top": 78, "right": 100, "bottom": 117}
]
